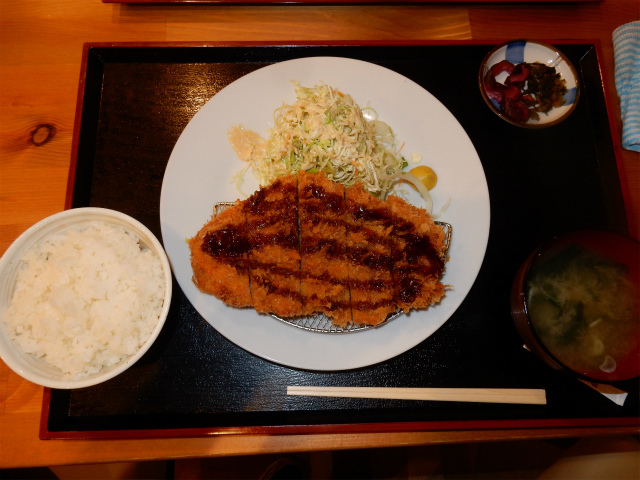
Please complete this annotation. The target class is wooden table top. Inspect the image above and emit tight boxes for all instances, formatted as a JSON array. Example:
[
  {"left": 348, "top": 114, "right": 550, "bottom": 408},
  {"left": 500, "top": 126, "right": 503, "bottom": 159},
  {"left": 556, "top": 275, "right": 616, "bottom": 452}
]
[{"left": 1, "top": 0, "right": 638, "bottom": 469}]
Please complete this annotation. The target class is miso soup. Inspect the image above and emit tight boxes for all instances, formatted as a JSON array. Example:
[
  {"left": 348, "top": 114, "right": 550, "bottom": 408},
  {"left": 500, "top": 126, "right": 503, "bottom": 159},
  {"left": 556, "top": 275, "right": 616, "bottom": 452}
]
[{"left": 526, "top": 240, "right": 639, "bottom": 381}]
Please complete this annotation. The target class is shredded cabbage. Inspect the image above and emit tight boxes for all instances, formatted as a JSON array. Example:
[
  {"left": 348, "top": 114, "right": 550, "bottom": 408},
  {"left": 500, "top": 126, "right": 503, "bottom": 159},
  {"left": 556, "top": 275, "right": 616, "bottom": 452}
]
[{"left": 250, "top": 82, "right": 407, "bottom": 198}]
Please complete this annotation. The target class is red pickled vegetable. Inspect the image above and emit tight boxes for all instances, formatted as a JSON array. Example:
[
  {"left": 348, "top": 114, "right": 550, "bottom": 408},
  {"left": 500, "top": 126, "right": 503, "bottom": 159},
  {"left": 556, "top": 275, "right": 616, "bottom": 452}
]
[
  {"left": 484, "top": 60, "right": 531, "bottom": 123},
  {"left": 503, "top": 95, "right": 530, "bottom": 122},
  {"left": 506, "top": 63, "right": 530, "bottom": 84},
  {"left": 483, "top": 60, "right": 516, "bottom": 102},
  {"left": 504, "top": 85, "right": 523, "bottom": 101},
  {"left": 488, "top": 59, "right": 515, "bottom": 77},
  {"left": 484, "top": 73, "right": 506, "bottom": 102}
]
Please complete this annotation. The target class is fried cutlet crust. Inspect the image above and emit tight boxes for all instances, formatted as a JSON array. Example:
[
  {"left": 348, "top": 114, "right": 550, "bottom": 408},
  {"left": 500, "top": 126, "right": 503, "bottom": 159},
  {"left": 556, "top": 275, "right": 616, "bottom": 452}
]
[
  {"left": 299, "top": 172, "right": 351, "bottom": 326},
  {"left": 188, "top": 202, "right": 252, "bottom": 307}
]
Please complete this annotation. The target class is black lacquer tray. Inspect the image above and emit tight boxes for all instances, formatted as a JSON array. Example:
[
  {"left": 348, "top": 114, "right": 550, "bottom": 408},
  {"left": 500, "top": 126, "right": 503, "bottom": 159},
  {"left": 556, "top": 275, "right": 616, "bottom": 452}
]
[{"left": 42, "top": 41, "right": 639, "bottom": 439}]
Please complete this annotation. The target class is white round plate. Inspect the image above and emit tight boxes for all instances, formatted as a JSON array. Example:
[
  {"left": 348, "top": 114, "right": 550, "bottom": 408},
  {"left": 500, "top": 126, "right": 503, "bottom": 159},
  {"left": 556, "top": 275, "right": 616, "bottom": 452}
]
[{"left": 160, "top": 56, "right": 490, "bottom": 371}]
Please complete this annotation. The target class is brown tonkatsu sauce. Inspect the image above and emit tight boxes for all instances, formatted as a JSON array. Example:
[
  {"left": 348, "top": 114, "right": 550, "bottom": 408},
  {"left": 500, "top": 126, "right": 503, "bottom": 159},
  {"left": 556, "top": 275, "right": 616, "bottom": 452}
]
[
  {"left": 203, "top": 227, "right": 250, "bottom": 259},
  {"left": 348, "top": 246, "right": 394, "bottom": 271},
  {"left": 300, "top": 237, "right": 347, "bottom": 257},
  {"left": 349, "top": 202, "right": 393, "bottom": 224},
  {"left": 243, "top": 178, "right": 297, "bottom": 214},
  {"left": 256, "top": 278, "right": 302, "bottom": 302},
  {"left": 301, "top": 183, "right": 345, "bottom": 214}
]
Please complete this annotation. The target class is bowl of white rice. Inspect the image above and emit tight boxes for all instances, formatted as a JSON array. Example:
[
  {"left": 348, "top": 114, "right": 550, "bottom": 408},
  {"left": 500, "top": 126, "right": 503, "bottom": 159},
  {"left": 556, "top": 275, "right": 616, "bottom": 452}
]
[{"left": 0, "top": 208, "right": 172, "bottom": 389}]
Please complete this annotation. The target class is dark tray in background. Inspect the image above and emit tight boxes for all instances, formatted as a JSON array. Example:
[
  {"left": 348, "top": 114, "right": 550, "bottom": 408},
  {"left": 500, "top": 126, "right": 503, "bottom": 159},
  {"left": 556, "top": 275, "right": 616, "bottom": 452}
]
[{"left": 42, "top": 42, "right": 638, "bottom": 439}]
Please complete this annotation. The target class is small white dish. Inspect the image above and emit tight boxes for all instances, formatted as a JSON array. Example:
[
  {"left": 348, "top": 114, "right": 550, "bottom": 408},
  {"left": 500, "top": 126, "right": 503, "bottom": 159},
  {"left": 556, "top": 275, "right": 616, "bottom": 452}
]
[
  {"left": 479, "top": 40, "right": 580, "bottom": 128},
  {"left": 0, "top": 208, "right": 172, "bottom": 389}
]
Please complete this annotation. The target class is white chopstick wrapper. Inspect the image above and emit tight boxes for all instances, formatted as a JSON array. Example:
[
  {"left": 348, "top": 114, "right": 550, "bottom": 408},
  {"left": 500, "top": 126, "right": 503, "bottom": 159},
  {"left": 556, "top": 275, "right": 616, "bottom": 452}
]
[{"left": 287, "top": 386, "right": 546, "bottom": 405}]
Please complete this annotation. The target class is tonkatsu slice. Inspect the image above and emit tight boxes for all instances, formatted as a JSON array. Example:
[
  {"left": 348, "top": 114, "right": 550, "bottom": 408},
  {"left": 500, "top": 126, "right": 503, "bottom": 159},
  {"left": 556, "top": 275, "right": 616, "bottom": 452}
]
[
  {"left": 388, "top": 195, "right": 447, "bottom": 313},
  {"left": 345, "top": 182, "right": 396, "bottom": 326},
  {"left": 298, "top": 171, "right": 351, "bottom": 326},
  {"left": 244, "top": 175, "right": 302, "bottom": 318},
  {"left": 188, "top": 201, "right": 252, "bottom": 308}
]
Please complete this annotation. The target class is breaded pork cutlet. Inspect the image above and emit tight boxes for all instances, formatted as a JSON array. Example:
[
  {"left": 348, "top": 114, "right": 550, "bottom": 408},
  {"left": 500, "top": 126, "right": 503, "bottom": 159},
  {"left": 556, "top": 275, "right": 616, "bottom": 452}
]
[
  {"left": 188, "top": 202, "right": 252, "bottom": 308},
  {"left": 243, "top": 175, "right": 302, "bottom": 318},
  {"left": 389, "top": 195, "right": 446, "bottom": 312},
  {"left": 298, "top": 171, "right": 351, "bottom": 326},
  {"left": 189, "top": 173, "right": 448, "bottom": 327},
  {"left": 345, "top": 182, "right": 396, "bottom": 326}
]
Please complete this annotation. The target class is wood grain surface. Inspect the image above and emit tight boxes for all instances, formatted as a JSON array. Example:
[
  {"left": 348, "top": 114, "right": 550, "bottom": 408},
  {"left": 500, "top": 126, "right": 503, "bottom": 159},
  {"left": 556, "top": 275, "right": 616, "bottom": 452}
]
[{"left": 0, "top": 0, "right": 638, "bottom": 469}]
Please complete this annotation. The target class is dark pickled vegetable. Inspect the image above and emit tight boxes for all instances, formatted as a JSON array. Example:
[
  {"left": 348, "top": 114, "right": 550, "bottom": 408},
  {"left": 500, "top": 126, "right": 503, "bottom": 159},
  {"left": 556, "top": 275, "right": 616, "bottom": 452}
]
[{"left": 525, "top": 62, "right": 568, "bottom": 120}]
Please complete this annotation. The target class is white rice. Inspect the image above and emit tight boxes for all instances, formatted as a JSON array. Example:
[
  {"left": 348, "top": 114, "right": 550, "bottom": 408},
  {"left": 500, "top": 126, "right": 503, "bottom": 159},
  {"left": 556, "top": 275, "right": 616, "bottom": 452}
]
[{"left": 1, "top": 221, "right": 165, "bottom": 380}]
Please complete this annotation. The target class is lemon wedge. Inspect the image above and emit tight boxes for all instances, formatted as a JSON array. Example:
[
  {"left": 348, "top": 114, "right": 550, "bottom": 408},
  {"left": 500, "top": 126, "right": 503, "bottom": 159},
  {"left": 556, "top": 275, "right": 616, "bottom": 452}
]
[{"left": 409, "top": 165, "right": 437, "bottom": 191}]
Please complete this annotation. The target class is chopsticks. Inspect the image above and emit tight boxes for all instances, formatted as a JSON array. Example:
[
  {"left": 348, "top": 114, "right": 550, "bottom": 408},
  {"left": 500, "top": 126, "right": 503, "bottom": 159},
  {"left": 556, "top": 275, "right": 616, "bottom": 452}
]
[{"left": 287, "top": 386, "right": 546, "bottom": 405}]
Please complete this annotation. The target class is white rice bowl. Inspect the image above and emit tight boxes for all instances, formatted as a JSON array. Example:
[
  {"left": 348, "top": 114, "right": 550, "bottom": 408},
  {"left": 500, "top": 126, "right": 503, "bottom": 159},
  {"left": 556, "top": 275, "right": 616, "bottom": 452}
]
[{"left": 0, "top": 208, "right": 172, "bottom": 389}]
